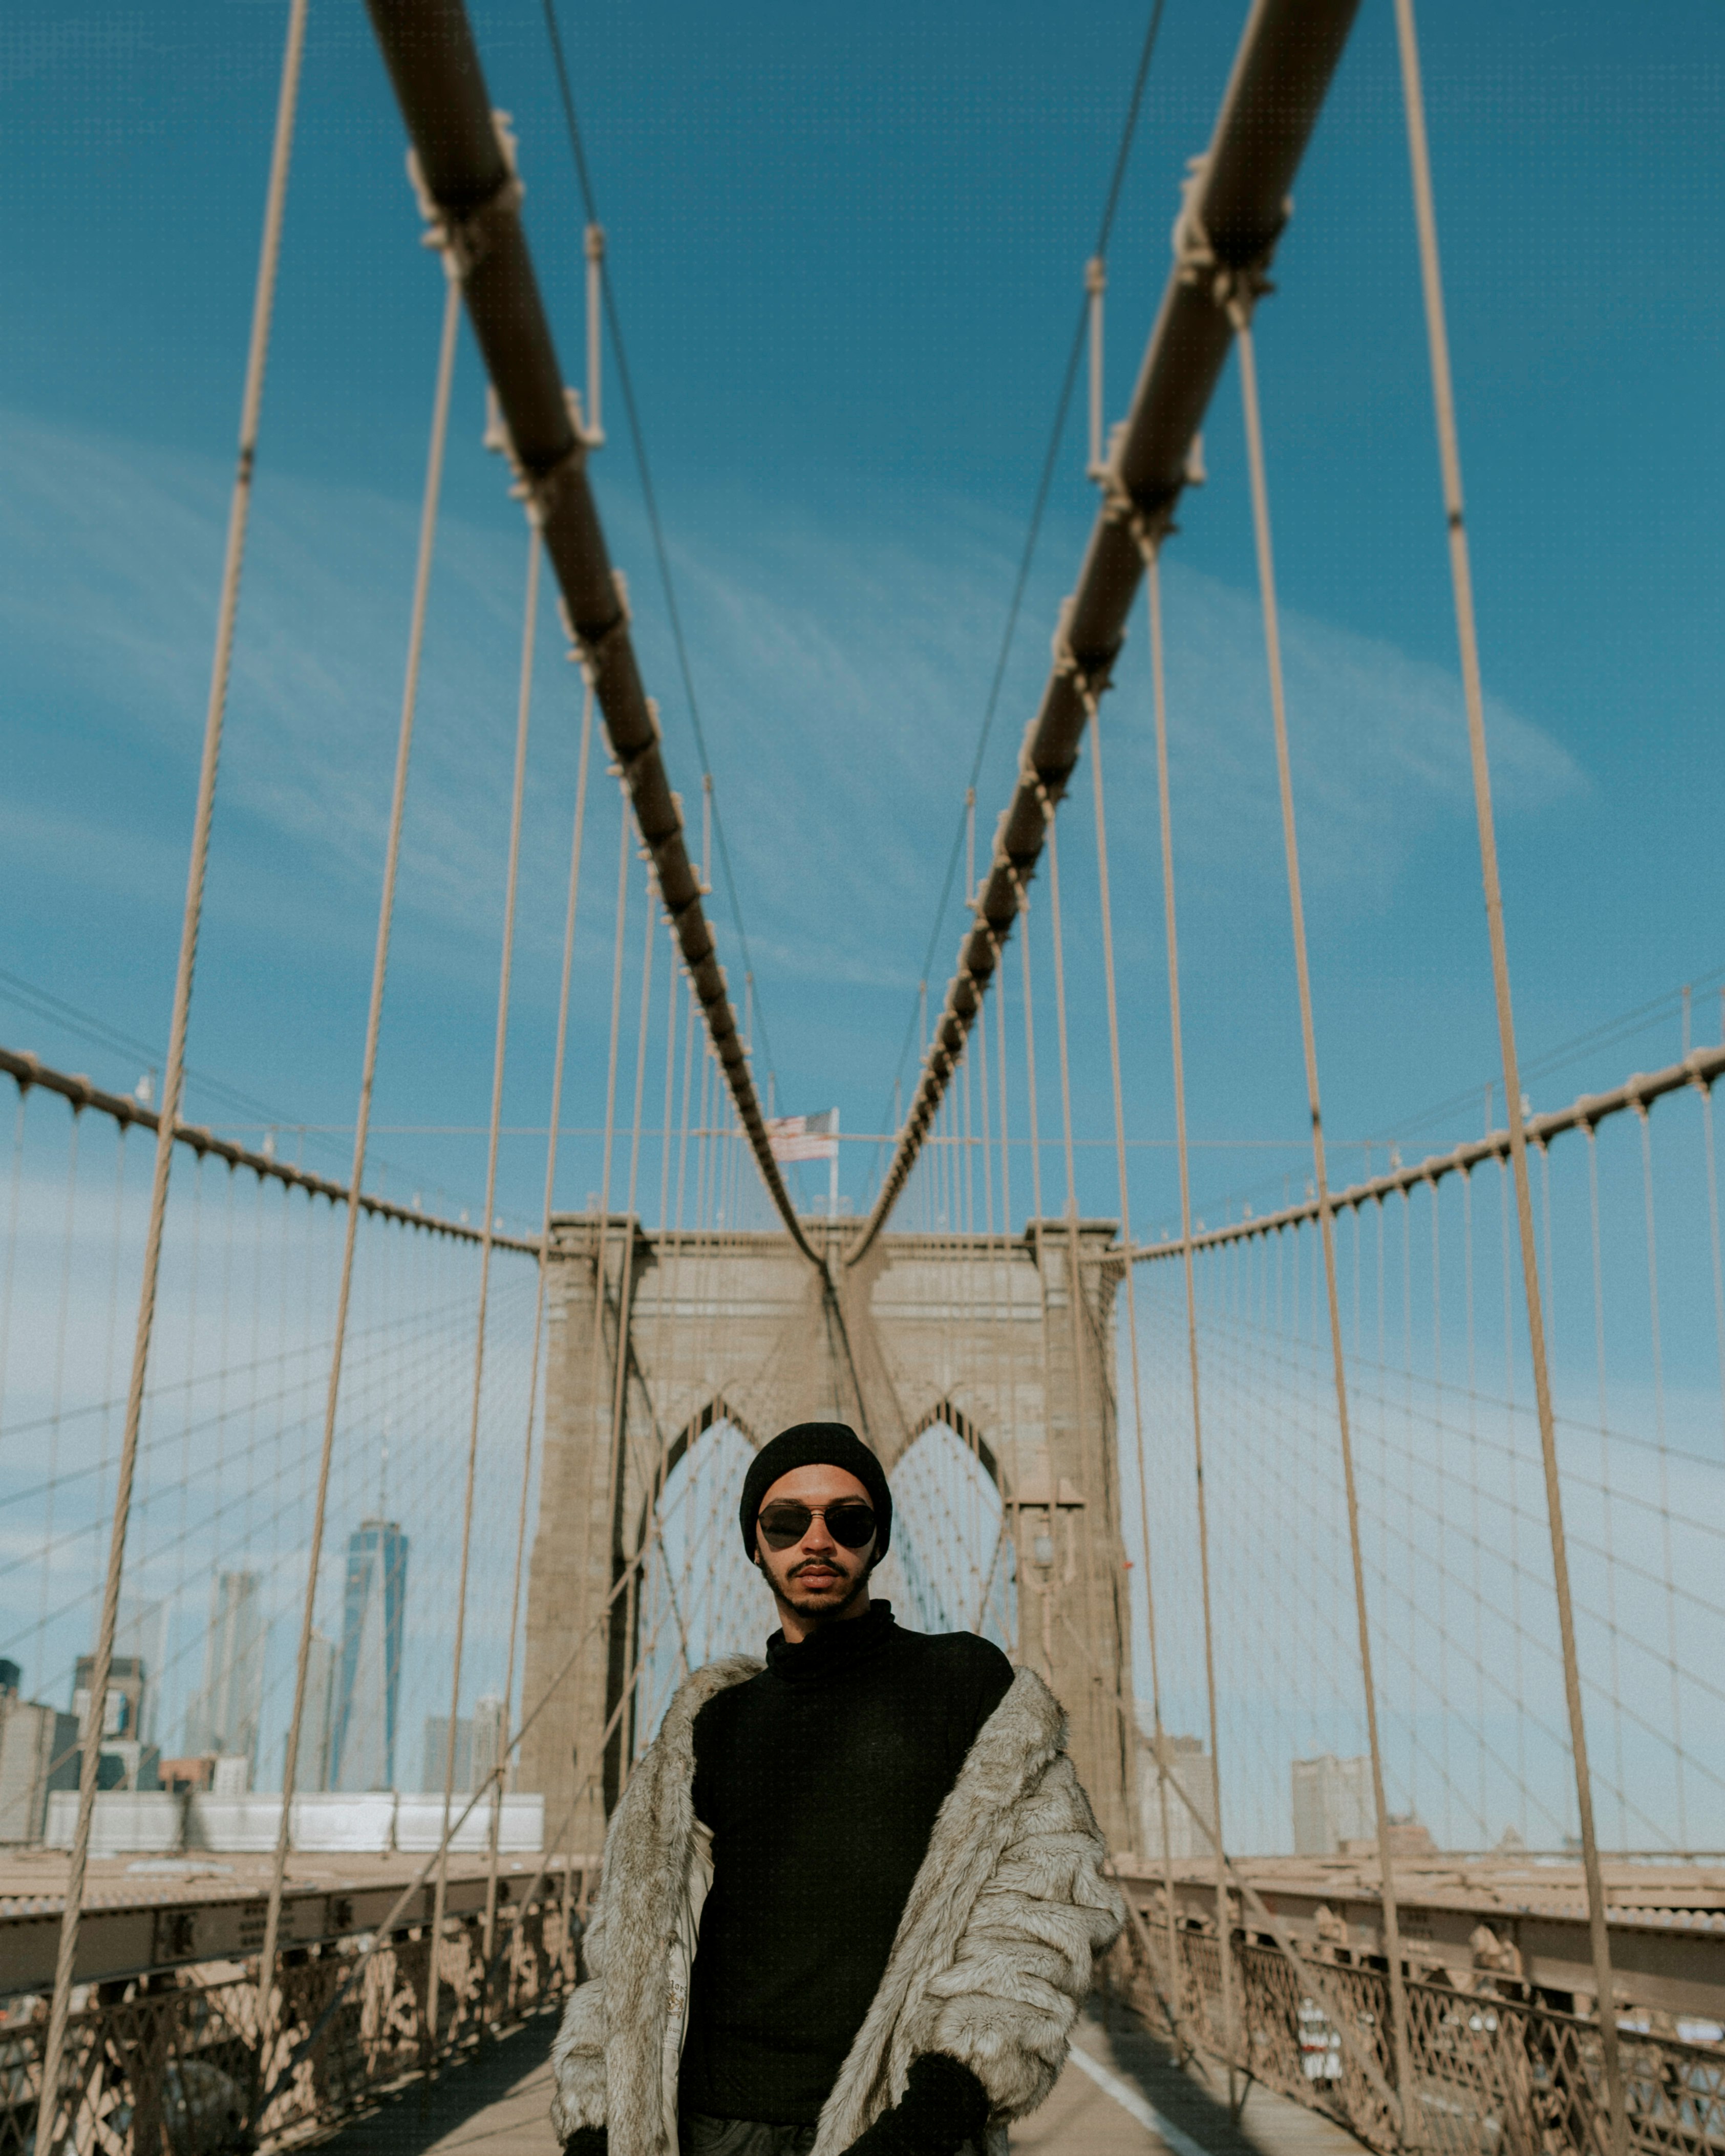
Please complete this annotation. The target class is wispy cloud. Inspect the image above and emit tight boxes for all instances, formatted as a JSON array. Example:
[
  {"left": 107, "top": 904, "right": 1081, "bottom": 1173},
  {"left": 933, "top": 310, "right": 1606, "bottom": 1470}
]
[
  {"left": 611, "top": 483, "right": 1587, "bottom": 987},
  {"left": 1152, "top": 561, "right": 1586, "bottom": 894},
  {"left": 1, "top": 403, "right": 1584, "bottom": 1018},
  {"left": 0, "top": 405, "right": 577, "bottom": 963}
]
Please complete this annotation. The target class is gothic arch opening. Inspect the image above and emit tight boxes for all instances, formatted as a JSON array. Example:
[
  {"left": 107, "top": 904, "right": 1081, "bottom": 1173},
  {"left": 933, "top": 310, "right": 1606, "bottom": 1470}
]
[
  {"left": 876, "top": 1407, "right": 1015, "bottom": 1654},
  {"left": 629, "top": 1406, "right": 773, "bottom": 1757}
]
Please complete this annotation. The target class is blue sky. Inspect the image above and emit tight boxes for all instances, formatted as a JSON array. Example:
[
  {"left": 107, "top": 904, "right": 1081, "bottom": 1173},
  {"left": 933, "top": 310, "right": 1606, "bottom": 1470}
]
[
  {"left": 3, "top": 2, "right": 1722, "bottom": 1843},
  {"left": 2, "top": 0, "right": 1721, "bottom": 1234}
]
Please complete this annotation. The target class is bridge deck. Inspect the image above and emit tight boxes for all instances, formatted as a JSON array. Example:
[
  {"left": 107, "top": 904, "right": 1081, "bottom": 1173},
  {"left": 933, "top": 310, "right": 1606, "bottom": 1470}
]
[{"left": 307, "top": 2004, "right": 1364, "bottom": 2156}]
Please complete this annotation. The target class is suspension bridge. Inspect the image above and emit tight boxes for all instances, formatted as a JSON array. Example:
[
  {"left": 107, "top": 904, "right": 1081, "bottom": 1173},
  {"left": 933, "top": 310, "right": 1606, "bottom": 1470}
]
[{"left": 2, "top": 0, "right": 1721, "bottom": 2153}]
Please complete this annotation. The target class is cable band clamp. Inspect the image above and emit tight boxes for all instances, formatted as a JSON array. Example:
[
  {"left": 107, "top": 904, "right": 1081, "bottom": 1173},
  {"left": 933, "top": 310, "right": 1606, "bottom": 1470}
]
[
  {"left": 1173, "top": 153, "right": 1281, "bottom": 321},
  {"left": 409, "top": 111, "right": 525, "bottom": 283},
  {"left": 560, "top": 569, "right": 633, "bottom": 679},
  {"left": 485, "top": 386, "right": 590, "bottom": 530},
  {"left": 1050, "top": 596, "right": 1117, "bottom": 715}
]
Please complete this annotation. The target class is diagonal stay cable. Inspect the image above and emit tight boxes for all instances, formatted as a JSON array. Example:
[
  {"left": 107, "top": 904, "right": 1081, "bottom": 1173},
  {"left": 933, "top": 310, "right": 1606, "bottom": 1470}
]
[
  {"left": 539, "top": 0, "right": 781, "bottom": 1094},
  {"left": 869, "top": 0, "right": 1168, "bottom": 1180}
]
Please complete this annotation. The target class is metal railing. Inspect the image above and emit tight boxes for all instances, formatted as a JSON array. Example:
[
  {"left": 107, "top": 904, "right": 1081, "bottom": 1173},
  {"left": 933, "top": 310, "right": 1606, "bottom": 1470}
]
[
  {"left": 0, "top": 1885, "right": 581, "bottom": 2156},
  {"left": 1111, "top": 1919, "right": 1725, "bottom": 2155}
]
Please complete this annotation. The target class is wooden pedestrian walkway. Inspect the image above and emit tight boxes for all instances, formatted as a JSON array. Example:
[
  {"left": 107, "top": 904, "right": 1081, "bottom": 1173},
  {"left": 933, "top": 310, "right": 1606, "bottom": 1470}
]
[{"left": 303, "top": 2004, "right": 1366, "bottom": 2156}]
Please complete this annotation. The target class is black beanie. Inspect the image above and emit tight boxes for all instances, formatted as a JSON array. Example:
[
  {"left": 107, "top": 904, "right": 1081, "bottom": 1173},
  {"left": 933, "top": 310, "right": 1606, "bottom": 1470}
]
[{"left": 739, "top": 1421, "right": 891, "bottom": 1560}]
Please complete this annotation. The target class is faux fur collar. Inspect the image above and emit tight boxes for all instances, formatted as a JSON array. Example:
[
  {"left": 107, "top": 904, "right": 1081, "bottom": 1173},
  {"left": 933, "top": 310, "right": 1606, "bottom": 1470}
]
[{"left": 585, "top": 1654, "right": 761, "bottom": 2147}]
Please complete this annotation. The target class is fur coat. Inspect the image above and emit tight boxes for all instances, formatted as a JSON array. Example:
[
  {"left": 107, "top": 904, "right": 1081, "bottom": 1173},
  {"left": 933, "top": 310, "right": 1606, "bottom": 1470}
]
[{"left": 549, "top": 1655, "right": 1124, "bottom": 2156}]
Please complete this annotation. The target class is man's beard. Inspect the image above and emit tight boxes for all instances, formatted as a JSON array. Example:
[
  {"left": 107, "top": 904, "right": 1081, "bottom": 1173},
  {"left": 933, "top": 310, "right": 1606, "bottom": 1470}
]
[{"left": 776, "top": 1555, "right": 864, "bottom": 1604}]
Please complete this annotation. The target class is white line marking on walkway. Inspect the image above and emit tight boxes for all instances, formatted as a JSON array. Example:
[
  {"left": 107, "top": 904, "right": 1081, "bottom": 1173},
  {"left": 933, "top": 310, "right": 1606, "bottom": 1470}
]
[{"left": 1067, "top": 2040, "right": 1212, "bottom": 2156}]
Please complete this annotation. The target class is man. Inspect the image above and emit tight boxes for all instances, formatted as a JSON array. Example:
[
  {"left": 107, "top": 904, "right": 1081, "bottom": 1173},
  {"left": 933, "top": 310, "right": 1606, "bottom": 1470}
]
[{"left": 551, "top": 1421, "right": 1122, "bottom": 2156}]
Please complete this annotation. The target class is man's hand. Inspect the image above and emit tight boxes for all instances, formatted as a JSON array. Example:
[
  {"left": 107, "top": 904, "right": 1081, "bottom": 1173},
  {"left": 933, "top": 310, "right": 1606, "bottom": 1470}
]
[
  {"left": 841, "top": 2054, "right": 989, "bottom": 2156},
  {"left": 562, "top": 2128, "right": 607, "bottom": 2156}
]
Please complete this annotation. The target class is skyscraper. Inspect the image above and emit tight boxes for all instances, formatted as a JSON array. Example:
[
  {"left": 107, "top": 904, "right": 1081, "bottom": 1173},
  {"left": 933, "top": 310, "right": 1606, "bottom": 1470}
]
[
  {"left": 0, "top": 1662, "right": 80, "bottom": 1842},
  {"left": 284, "top": 1631, "right": 337, "bottom": 1794},
  {"left": 420, "top": 1694, "right": 505, "bottom": 1796},
  {"left": 421, "top": 1714, "right": 474, "bottom": 1796},
  {"left": 472, "top": 1693, "right": 507, "bottom": 1788},
  {"left": 114, "top": 1599, "right": 167, "bottom": 1744},
  {"left": 331, "top": 1520, "right": 408, "bottom": 1791},
  {"left": 183, "top": 1573, "right": 265, "bottom": 1777},
  {"left": 1137, "top": 1718, "right": 1220, "bottom": 1862},
  {"left": 1291, "top": 1753, "right": 1374, "bottom": 1854}
]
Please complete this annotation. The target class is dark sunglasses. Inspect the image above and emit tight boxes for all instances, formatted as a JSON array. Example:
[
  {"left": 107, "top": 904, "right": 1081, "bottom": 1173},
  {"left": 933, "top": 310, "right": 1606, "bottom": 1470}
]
[{"left": 756, "top": 1500, "right": 877, "bottom": 1552}]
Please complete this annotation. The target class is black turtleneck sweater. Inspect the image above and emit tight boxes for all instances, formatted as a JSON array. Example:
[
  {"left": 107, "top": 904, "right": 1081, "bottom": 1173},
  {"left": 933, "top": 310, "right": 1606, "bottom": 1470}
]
[{"left": 677, "top": 1603, "right": 1013, "bottom": 2126}]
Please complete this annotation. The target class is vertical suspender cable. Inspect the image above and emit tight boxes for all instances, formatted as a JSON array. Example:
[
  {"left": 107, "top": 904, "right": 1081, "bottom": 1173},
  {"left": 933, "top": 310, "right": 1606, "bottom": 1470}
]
[
  {"left": 1701, "top": 1081, "right": 1725, "bottom": 1450},
  {"left": 606, "top": 875, "right": 657, "bottom": 1791},
  {"left": 1636, "top": 1108, "right": 1685, "bottom": 1843},
  {"left": 1230, "top": 304, "right": 1413, "bottom": 2136},
  {"left": 0, "top": 1095, "right": 27, "bottom": 1438},
  {"left": 1042, "top": 811, "right": 1111, "bottom": 1806},
  {"left": 987, "top": 918, "right": 1023, "bottom": 1641},
  {"left": 962, "top": 802, "right": 978, "bottom": 1259},
  {"left": 1088, "top": 695, "right": 1183, "bottom": 2016},
  {"left": 620, "top": 926, "right": 686, "bottom": 1760},
  {"left": 1085, "top": 257, "right": 1106, "bottom": 479},
  {"left": 1017, "top": 889, "right": 1056, "bottom": 1687},
  {"left": 429, "top": 525, "right": 540, "bottom": 2041},
  {"left": 657, "top": 978, "right": 701, "bottom": 1690},
  {"left": 972, "top": 952, "right": 1010, "bottom": 1635},
  {"left": 485, "top": 674, "right": 595, "bottom": 1961},
  {"left": 570, "top": 803, "right": 631, "bottom": 1836},
  {"left": 1392, "top": 5, "right": 1624, "bottom": 2143},
  {"left": 584, "top": 223, "right": 605, "bottom": 445},
  {"left": 1141, "top": 547, "right": 1236, "bottom": 2078},
  {"left": 994, "top": 942, "right": 1021, "bottom": 1637},
  {"left": 996, "top": 961, "right": 1012, "bottom": 1243},
  {"left": 31, "top": 5, "right": 309, "bottom": 2134},
  {"left": 258, "top": 269, "right": 462, "bottom": 2046}
]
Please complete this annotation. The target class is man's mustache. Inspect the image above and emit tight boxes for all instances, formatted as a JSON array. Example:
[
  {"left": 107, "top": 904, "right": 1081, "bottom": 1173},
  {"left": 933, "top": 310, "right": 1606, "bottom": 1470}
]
[{"left": 789, "top": 1554, "right": 851, "bottom": 1578}]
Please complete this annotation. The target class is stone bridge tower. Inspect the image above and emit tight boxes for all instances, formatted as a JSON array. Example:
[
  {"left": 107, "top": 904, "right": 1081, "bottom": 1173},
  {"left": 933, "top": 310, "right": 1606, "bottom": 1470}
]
[{"left": 517, "top": 1218, "right": 1135, "bottom": 1855}]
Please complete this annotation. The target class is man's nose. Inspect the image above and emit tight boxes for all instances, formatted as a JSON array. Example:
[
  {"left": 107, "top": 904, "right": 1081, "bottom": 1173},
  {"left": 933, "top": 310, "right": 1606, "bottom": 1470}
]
[{"left": 801, "top": 1512, "right": 837, "bottom": 1553}]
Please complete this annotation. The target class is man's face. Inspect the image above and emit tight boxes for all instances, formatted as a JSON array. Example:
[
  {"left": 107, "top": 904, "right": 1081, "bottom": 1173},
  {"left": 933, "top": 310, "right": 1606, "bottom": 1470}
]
[{"left": 753, "top": 1462, "right": 876, "bottom": 1628}]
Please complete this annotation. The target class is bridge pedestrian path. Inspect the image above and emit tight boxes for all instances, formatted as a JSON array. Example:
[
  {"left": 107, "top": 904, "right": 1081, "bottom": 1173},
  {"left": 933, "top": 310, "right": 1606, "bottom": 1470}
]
[{"left": 304, "top": 2001, "right": 1365, "bottom": 2156}]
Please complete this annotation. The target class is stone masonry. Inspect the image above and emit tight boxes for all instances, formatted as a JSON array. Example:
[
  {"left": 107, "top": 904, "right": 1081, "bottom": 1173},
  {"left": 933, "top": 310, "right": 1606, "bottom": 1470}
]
[{"left": 516, "top": 1217, "right": 1135, "bottom": 1854}]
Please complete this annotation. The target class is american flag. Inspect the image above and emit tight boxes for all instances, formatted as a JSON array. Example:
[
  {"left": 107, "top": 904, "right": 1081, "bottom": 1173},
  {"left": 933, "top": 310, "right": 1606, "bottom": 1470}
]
[{"left": 767, "top": 1108, "right": 838, "bottom": 1162}]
